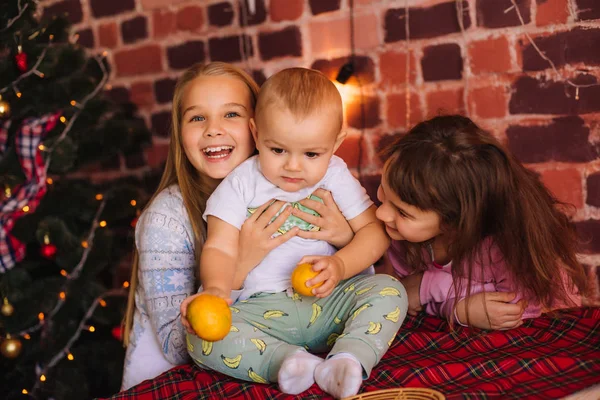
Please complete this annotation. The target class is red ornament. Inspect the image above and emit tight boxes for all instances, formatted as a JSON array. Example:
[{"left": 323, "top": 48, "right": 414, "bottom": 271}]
[
  {"left": 112, "top": 326, "right": 123, "bottom": 341},
  {"left": 15, "top": 46, "right": 27, "bottom": 73},
  {"left": 40, "top": 243, "right": 57, "bottom": 259},
  {"left": 130, "top": 217, "right": 138, "bottom": 228}
]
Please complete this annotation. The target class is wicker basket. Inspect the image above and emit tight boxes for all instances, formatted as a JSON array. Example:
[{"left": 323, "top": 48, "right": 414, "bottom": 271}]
[{"left": 343, "top": 387, "right": 446, "bottom": 400}]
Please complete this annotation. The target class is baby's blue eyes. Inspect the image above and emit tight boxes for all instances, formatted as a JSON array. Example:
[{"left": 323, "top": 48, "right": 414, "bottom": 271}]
[{"left": 189, "top": 112, "right": 240, "bottom": 122}]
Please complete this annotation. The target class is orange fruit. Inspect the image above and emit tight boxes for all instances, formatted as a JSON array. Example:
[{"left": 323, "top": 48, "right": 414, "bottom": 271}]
[
  {"left": 186, "top": 294, "right": 231, "bottom": 342},
  {"left": 291, "top": 262, "right": 323, "bottom": 297}
]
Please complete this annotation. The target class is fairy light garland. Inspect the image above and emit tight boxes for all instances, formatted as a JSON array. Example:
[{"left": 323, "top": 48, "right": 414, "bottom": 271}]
[
  {"left": 46, "top": 54, "right": 109, "bottom": 167},
  {"left": 509, "top": 0, "right": 598, "bottom": 99},
  {"left": 28, "top": 288, "right": 127, "bottom": 397},
  {"left": 0, "top": 0, "right": 29, "bottom": 33}
]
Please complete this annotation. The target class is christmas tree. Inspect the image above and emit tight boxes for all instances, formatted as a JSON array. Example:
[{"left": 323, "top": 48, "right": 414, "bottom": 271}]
[{"left": 0, "top": 1, "right": 152, "bottom": 398}]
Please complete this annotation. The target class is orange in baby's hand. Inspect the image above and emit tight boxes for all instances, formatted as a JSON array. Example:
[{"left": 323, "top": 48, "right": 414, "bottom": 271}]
[
  {"left": 186, "top": 294, "right": 231, "bottom": 342},
  {"left": 291, "top": 262, "right": 323, "bottom": 297}
]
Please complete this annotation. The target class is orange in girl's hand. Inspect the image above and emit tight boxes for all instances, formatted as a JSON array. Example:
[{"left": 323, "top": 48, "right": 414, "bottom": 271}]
[
  {"left": 291, "top": 263, "right": 323, "bottom": 296},
  {"left": 186, "top": 294, "right": 231, "bottom": 341}
]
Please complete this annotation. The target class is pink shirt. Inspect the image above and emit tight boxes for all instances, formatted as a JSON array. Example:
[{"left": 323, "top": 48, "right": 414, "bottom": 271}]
[{"left": 387, "top": 238, "right": 544, "bottom": 324}]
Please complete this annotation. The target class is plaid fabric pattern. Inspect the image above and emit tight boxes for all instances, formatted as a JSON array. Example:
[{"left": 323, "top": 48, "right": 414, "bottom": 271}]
[
  {"left": 104, "top": 307, "right": 600, "bottom": 400},
  {"left": 0, "top": 113, "right": 59, "bottom": 272}
]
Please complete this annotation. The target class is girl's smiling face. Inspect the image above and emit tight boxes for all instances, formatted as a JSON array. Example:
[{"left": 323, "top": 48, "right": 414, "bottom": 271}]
[
  {"left": 375, "top": 174, "right": 442, "bottom": 243},
  {"left": 180, "top": 75, "right": 255, "bottom": 180}
]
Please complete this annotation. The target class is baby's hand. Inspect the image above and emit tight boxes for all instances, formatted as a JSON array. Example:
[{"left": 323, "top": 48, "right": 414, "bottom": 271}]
[
  {"left": 456, "top": 292, "right": 527, "bottom": 330},
  {"left": 298, "top": 255, "right": 345, "bottom": 298},
  {"left": 179, "top": 288, "right": 233, "bottom": 335}
]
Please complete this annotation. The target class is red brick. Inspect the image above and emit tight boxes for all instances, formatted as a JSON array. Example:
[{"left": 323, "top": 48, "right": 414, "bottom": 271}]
[
  {"left": 506, "top": 116, "right": 597, "bottom": 163},
  {"left": 346, "top": 95, "right": 381, "bottom": 129},
  {"left": 270, "top": 0, "right": 303, "bottom": 22},
  {"left": 468, "top": 85, "right": 508, "bottom": 119},
  {"left": 98, "top": 22, "right": 118, "bottom": 48},
  {"left": 575, "top": 219, "right": 600, "bottom": 253},
  {"left": 426, "top": 88, "right": 465, "bottom": 118},
  {"left": 536, "top": 0, "right": 570, "bottom": 25},
  {"left": 176, "top": 6, "right": 204, "bottom": 32},
  {"left": 153, "top": 9, "right": 176, "bottom": 38},
  {"left": 130, "top": 81, "right": 155, "bottom": 107},
  {"left": 309, "top": 18, "right": 349, "bottom": 54},
  {"left": 540, "top": 168, "right": 584, "bottom": 208},
  {"left": 335, "top": 134, "right": 361, "bottom": 169},
  {"left": 380, "top": 51, "right": 417, "bottom": 86},
  {"left": 145, "top": 142, "right": 169, "bottom": 169},
  {"left": 587, "top": 172, "right": 600, "bottom": 207},
  {"left": 468, "top": 36, "right": 512, "bottom": 74},
  {"left": 114, "top": 45, "right": 163, "bottom": 77},
  {"left": 141, "top": 0, "right": 185, "bottom": 10},
  {"left": 387, "top": 92, "right": 423, "bottom": 129}
]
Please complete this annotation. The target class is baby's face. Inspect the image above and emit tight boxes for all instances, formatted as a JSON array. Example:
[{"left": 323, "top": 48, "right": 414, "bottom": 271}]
[{"left": 253, "top": 107, "right": 341, "bottom": 192}]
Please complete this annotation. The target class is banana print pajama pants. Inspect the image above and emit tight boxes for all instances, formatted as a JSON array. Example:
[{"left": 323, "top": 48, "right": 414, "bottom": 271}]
[{"left": 186, "top": 273, "right": 408, "bottom": 384}]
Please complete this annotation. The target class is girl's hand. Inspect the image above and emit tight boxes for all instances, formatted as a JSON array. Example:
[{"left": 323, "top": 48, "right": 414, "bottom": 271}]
[
  {"left": 456, "top": 292, "right": 527, "bottom": 330},
  {"left": 401, "top": 273, "right": 424, "bottom": 316},
  {"left": 293, "top": 188, "right": 354, "bottom": 248},
  {"left": 299, "top": 255, "right": 346, "bottom": 298},
  {"left": 238, "top": 199, "right": 300, "bottom": 276},
  {"left": 179, "top": 289, "right": 233, "bottom": 335}
]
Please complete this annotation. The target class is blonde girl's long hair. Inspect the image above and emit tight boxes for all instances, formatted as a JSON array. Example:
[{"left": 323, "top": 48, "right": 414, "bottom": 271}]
[{"left": 123, "top": 62, "right": 259, "bottom": 346}]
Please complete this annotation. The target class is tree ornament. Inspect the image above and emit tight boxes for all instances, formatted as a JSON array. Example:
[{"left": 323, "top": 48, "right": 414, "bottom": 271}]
[
  {"left": 111, "top": 326, "right": 122, "bottom": 341},
  {"left": 130, "top": 216, "right": 138, "bottom": 228},
  {"left": 1, "top": 298, "right": 14, "bottom": 317},
  {"left": 0, "top": 96, "right": 10, "bottom": 118},
  {"left": 40, "top": 243, "right": 57, "bottom": 259},
  {"left": 40, "top": 234, "right": 57, "bottom": 259},
  {"left": 1, "top": 335, "right": 22, "bottom": 358},
  {"left": 15, "top": 45, "right": 27, "bottom": 73}
]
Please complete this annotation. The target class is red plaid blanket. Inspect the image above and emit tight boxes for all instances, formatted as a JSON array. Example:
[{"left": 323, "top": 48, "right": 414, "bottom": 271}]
[{"left": 105, "top": 308, "right": 600, "bottom": 400}]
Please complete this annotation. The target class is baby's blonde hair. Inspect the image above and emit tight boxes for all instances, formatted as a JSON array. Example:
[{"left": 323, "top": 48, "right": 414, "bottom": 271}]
[{"left": 255, "top": 68, "right": 343, "bottom": 132}]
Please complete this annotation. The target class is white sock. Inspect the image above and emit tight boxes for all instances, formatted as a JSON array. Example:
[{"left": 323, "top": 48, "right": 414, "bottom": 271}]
[
  {"left": 278, "top": 350, "right": 324, "bottom": 395},
  {"left": 314, "top": 353, "right": 363, "bottom": 399}
]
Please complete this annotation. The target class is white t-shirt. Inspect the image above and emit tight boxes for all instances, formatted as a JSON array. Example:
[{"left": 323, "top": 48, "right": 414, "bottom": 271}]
[{"left": 204, "top": 155, "right": 373, "bottom": 300}]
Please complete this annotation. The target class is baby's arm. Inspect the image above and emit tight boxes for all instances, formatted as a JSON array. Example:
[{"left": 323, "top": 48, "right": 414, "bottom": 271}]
[
  {"left": 200, "top": 216, "right": 240, "bottom": 297},
  {"left": 180, "top": 217, "right": 239, "bottom": 334},
  {"left": 301, "top": 205, "right": 390, "bottom": 297}
]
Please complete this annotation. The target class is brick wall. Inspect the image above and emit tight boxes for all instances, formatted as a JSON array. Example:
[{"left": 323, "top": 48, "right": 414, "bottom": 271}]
[{"left": 41, "top": 0, "right": 600, "bottom": 303}]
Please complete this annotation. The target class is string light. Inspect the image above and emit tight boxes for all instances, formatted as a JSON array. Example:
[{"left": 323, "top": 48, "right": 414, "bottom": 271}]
[
  {"left": 88, "top": 326, "right": 95, "bottom": 332},
  {"left": 59, "top": 292, "right": 66, "bottom": 300},
  {"left": 60, "top": 269, "right": 67, "bottom": 276},
  {"left": 67, "top": 353, "right": 74, "bottom": 361},
  {"left": 95, "top": 194, "right": 103, "bottom": 200},
  {"left": 22, "top": 389, "right": 28, "bottom": 394},
  {"left": 99, "top": 220, "right": 107, "bottom": 228},
  {"left": 38, "top": 312, "right": 44, "bottom": 321},
  {"left": 123, "top": 281, "right": 130, "bottom": 288},
  {"left": 23, "top": 334, "right": 30, "bottom": 340},
  {"left": 39, "top": 375, "right": 46, "bottom": 382},
  {"left": 33, "top": 70, "right": 44, "bottom": 78},
  {"left": 59, "top": 116, "right": 66, "bottom": 123},
  {"left": 38, "top": 144, "right": 46, "bottom": 151},
  {"left": 130, "top": 200, "right": 137, "bottom": 206},
  {"left": 46, "top": 177, "right": 53, "bottom": 185},
  {"left": 22, "top": 205, "right": 29, "bottom": 212},
  {"left": 81, "top": 241, "right": 88, "bottom": 248},
  {"left": 99, "top": 299, "right": 107, "bottom": 307}
]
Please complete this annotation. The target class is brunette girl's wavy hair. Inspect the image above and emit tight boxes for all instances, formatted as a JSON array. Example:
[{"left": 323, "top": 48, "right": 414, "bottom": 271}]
[
  {"left": 122, "top": 62, "right": 259, "bottom": 346},
  {"left": 381, "top": 115, "right": 587, "bottom": 322}
]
